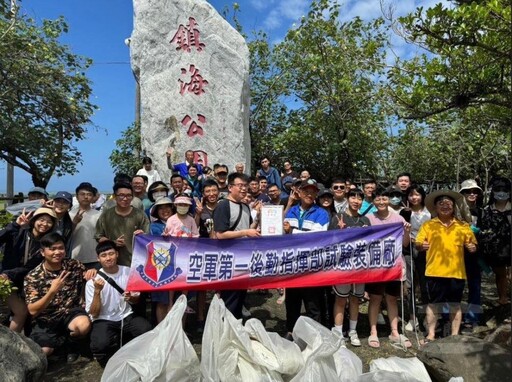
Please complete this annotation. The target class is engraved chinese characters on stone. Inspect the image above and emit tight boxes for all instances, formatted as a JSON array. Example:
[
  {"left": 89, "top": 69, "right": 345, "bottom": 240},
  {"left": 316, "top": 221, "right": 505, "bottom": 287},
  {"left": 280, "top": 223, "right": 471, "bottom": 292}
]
[
  {"left": 181, "top": 114, "right": 206, "bottom": 137},
  {"left": 170, "top": 17, "right": 205, "bottom": 52},
  {"left": 179, "top": 64, "right": 208, "bottom": 95}
]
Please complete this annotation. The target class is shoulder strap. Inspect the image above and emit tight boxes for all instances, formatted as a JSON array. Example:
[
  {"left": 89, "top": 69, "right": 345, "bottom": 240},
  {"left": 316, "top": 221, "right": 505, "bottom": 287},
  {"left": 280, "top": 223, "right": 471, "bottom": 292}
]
[
  {"left": 361, "top": 203, "right": 374, "bottom": 216},
  {"left": 97, "top": 270, "right": 125, "bottom": 295},
  {"left": 229, "top": 202, "right": 244, "bottom": 231}
]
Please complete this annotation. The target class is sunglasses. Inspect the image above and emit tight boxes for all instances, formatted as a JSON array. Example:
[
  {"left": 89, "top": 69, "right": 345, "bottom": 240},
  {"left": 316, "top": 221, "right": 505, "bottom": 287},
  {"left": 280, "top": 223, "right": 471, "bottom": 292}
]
[
  {"left": 462, "top": 189, "right": 480, "bottom": 195},
  {"left": 332, "top": 185, "right": 345, "bottom": 190}
]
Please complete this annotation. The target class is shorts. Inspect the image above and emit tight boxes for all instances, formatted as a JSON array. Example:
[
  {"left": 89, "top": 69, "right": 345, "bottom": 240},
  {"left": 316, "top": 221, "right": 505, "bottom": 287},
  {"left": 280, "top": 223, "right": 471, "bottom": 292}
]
[
  {"left": 30, "top": 308, "right": 88, "bottom": 349},
  {"left": 333, "top": 283, "right": 365, "bottom": 298},
  {"left": 366, "top": 281, "right": 401, "bottom": 297},
  {"left": 426, "top": 277, "right": 465, "bottom": 305},
  {"left": 151, "top": 291, "right": 171, "bottom": 304}
]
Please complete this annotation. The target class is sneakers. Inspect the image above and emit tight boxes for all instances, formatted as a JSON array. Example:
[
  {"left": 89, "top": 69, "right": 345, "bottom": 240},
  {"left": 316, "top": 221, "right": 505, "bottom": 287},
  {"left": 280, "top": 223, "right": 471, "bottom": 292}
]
[
  {"left": 348, "top": 330, "right": 361, "bottom": 347},
  {"left": 377, "top": 313, "right": 386, "bottom": 325},
  {"left": 405, "top": 319, "right": 419, "bottom": 331}
]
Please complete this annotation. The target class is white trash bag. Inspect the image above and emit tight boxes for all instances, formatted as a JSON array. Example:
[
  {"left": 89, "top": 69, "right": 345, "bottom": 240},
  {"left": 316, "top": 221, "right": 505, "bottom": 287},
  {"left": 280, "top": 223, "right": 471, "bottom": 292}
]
[
  {"left": 290, "top": 316, "right": 362, "bottom": 382},
  {"left": 244, "top": 318, "right": 303, "bottom": 376},
  {"left": 201, "top": 295, "right": 283, "bottom": 382},
  {"left": 101, "top": 295, "right": 201, "bottom": 382},
  {"left": 217, "top": 302, "right": 283, "bottom": 382},
  {"left": 200, "top": 294, "right": 226, "bottom": 382},
  {"left": 369, "top": 357, "right": 431, "bottom": 382},
  {"left": 358, "top": 370, "right": 426, "bottom": 382}
]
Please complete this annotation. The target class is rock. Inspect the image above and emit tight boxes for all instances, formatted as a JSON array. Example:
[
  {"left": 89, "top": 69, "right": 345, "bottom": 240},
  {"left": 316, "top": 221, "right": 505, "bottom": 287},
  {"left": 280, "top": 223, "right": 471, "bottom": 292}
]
[
  {"left": 130, "top": 0, "right": 251, "bottom": 179},
  {"left": 417, "top": 335, "right": 511, "bottom": 382},
  {"left": 484, "top": 323, "right": 511, "bottom": 349},
  {"left": 0, "top": 325, "right": 47, "bottom": 381}
]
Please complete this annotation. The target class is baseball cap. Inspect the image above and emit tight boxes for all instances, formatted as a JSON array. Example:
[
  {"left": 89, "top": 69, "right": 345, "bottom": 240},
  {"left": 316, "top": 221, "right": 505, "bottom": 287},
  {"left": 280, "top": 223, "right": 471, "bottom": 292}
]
[
  {"left": 54, "top": 191, "right": 73, "bottom": 205},
  {"left": 299, "top": 179, "right": 319, "bottom": 191}
]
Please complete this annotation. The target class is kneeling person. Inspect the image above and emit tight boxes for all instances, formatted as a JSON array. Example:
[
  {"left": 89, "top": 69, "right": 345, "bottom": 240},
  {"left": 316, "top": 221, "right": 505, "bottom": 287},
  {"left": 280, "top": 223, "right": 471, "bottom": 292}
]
[
  {"left": 24, "top": 233, "right": 92, "bottom": 360},
  {"left": 86, "top": 240, "right": 151, "bottom": 367}
]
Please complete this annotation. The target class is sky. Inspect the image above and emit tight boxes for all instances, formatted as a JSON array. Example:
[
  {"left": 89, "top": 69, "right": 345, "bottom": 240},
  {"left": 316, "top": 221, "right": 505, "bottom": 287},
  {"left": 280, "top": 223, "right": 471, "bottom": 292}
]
[{"left": 0, "top": 0, "right": 447, "bottom": 194}]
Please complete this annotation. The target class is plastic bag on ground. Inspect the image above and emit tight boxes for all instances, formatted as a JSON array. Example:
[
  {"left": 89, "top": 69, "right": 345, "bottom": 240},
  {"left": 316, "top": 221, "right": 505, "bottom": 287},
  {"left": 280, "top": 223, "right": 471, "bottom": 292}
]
[
  {"left": 201, "top": 295, "right": 282, "bottom": 382},
  {"left": 244, "top": 318, "right": 303, "bottom": 375},
  {"left": 290, "top": 316, "right": 362, "bottom": 382},
  {"left": 217, "top": 301, "right": 282, "bottom": 382},
  {"left": 369, "top": 357, "right": 431, "bottom": 382},
  {"left": 101, "top": 294, "right": 200, "bottom": 382},
  {"left": 357, "top": 370, "right": 426, "bottom": 382},
  {"left": 200, "top": 294, "right": 225, "bottom": 381}
]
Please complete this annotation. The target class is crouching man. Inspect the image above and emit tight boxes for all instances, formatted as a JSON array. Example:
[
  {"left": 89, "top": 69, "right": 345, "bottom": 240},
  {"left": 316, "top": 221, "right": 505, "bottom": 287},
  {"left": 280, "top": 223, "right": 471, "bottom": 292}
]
[
  {"left": 85, "top": 240, "right": 151, "bottom": 367},
  {"left": 24, "top": 232, "right": 92, "bottom": 362}
]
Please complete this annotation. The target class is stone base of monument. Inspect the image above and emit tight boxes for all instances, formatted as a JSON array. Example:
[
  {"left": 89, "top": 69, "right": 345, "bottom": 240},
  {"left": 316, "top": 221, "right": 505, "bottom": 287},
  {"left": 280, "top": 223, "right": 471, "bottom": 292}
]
[
  {"left": 0, "top": 325, "right": 47, "bottom": 382},
  {"left": 417, "top": 335, "right": 511, "bottom": 382}
]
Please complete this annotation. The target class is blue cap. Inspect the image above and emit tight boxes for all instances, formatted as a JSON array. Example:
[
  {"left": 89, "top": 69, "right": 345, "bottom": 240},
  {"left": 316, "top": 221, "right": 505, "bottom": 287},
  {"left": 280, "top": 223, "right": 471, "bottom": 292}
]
[
  {"left": 54, "top": 191, "right": 73, "bottom": 205},
  {"left": 28, "top": 187, "right": 48, "bottom": 197}
]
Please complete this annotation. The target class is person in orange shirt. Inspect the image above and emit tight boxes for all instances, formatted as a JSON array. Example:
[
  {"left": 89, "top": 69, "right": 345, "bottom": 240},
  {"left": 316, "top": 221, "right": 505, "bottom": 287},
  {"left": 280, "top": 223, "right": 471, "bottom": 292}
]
[{"left": 416, "top": 190, "right": 477, "bottom": 344}]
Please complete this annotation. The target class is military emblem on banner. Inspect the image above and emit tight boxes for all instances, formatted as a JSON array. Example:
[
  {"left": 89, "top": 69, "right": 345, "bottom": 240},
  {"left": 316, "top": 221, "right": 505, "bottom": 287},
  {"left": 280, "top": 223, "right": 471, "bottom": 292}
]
[{"left": 136, "top": 241, "right": 182, "bottom": 287}]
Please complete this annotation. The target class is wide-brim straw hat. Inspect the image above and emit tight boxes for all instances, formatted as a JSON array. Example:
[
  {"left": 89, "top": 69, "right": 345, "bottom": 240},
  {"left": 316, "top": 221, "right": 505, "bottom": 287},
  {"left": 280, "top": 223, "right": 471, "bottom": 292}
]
[
  {"left": 30, "top": 207, "right": 57, "bottom": 227},
  {"left": 150, "top": 197, "right": 174, "bottom": 219},
  {"left": 425, "top": 189, "right": 472, "bottom": 223}
]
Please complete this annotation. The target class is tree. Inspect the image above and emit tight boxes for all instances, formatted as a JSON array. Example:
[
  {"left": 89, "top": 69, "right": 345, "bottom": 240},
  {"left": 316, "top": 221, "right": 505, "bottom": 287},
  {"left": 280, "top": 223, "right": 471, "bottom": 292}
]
[
  {"left": 386, "top": 0, "right": 511, "bottom": 186},
  {"left": 249, "top": 0, "right": 393, "bottom": 182},
  {"left": 0, "top": 3, "right": 97, "bottom": 187},
  {"left": 389, "top": 0, "right": 511, "bottom": 131},
  {"left": 109, "top": 122, "right": 142, "bottom": 176}
]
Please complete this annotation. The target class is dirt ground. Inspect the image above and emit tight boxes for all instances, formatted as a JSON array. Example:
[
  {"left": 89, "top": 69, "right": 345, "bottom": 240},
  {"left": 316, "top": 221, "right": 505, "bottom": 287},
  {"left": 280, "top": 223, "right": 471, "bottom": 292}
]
[{"left": 37, "top": 272, "right": 511, "bottom": 382}]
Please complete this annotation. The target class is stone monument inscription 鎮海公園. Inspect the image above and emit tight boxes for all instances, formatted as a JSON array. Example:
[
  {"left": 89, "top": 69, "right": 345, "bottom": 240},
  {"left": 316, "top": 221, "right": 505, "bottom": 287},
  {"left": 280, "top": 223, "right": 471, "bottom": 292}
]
[{"left": 130, "top": 0, "right": 251, "bottom": 178}]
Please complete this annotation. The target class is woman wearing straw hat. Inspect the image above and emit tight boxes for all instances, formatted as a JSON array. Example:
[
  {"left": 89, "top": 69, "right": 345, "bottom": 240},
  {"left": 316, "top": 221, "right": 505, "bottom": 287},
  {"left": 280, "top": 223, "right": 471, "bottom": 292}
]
[
  {"left": 416, "top": 190, "right": 477, "bottom": 344},
  {"left": 0, "top": 207, "right": 57, "bottom": 332}
]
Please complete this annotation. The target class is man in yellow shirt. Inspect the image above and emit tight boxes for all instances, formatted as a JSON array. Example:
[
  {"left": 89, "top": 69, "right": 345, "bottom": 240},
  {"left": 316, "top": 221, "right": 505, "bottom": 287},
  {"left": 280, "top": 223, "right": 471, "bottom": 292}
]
[{"left": 416, "top": 190, "right": 477, "bottom": 344}]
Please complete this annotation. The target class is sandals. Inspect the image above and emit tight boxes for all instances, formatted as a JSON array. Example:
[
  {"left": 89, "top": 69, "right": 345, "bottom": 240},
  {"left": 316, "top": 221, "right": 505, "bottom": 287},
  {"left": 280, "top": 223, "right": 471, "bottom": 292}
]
[
  {"left": 389, "top": 334, "right": 412, "bottom": 348},
  {"left": 420, "top": 337, "right": 435, "bottom": 346},
  {"left": 368, "top": 334, "right": 380, "bottom": 348}
]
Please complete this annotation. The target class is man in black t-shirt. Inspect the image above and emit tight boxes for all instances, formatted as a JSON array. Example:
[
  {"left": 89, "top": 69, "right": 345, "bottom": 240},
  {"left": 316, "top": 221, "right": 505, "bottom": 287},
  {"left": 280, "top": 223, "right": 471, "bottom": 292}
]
[{"left": 212, "top": 173, "right": 260, "bottom": 318}]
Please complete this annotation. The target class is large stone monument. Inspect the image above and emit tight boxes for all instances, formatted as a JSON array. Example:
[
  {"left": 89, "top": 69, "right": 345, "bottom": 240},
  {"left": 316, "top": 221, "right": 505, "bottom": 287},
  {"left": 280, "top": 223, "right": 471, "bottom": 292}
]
[{"left": 130, "top": 0, "right": 251, "bottom": 179}]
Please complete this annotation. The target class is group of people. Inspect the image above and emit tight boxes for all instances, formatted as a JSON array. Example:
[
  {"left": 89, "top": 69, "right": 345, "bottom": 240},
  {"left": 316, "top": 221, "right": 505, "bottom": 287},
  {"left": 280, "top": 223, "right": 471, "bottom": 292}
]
[{"left": 0, "top": 150, "right": 510, "bottom": 366}]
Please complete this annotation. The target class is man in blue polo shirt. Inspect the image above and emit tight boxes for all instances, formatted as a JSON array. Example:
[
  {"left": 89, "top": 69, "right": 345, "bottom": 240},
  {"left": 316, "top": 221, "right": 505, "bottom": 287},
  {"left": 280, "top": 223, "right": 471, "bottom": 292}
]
[
  {"left": 166, "top": 148, "right": 203, "bottom": 177},
  {"left": 283, "top": 179, "right": 329, "bottom": 338}
]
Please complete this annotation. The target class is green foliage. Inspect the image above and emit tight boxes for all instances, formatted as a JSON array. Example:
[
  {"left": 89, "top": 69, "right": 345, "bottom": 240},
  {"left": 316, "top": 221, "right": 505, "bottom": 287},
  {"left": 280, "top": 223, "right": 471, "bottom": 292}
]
[
  {"left": 109, "top": 122, "right": 142, "bottom": 176},
  {"left": 389, "top": 0, "right": 511, "bottom": 130},
  {"left": 0, "top": 211, "right": 14, "bottom": 230},
  {"left": 386, "top": 0, "right": 511, "bottom": 186},
  {"left": 0, "top": 3, "right": 97, "bottom": 187},
  {"left": 249, "top": 0, "right": 393, "bottom": 182},
  {"left": 0, "top": 277, "right": 17, "bottom": 301}
]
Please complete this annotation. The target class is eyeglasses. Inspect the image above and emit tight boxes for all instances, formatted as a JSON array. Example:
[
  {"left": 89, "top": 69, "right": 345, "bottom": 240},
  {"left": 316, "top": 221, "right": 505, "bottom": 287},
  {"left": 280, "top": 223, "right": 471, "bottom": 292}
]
[
  {"left": 436, "top": 201, "right": 454, "bottom": 207},
  {"left": 332, "top": 185, "right": 345, "bottom": 190},
  {"left": 231, "top": 183, "right": 248, "bottom": 189},
  {"left": 116, "top": 194, "right": 133, "bottom": 199}
]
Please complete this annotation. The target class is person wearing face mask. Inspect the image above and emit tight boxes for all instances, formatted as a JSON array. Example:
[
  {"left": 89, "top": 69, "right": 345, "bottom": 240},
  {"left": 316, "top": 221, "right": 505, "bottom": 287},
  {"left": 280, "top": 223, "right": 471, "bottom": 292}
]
[
  {"left": 480, "top": 177, "right": 511, "bottom": 306},
  {"left": 145, "top": 181, "right": 170, "bottom": 218},
  {"left": 162, "top": 195, "right": 199, "bottom": 315},
  {"left": 387, "top": 186, "right": 405, "bottom": 213}
]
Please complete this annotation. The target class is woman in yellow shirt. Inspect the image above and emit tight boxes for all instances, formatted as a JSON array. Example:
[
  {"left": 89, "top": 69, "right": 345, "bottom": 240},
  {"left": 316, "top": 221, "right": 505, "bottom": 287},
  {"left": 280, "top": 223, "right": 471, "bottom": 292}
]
[{"left": 416, "top": 190, "right": 477, "bottom": 344}]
